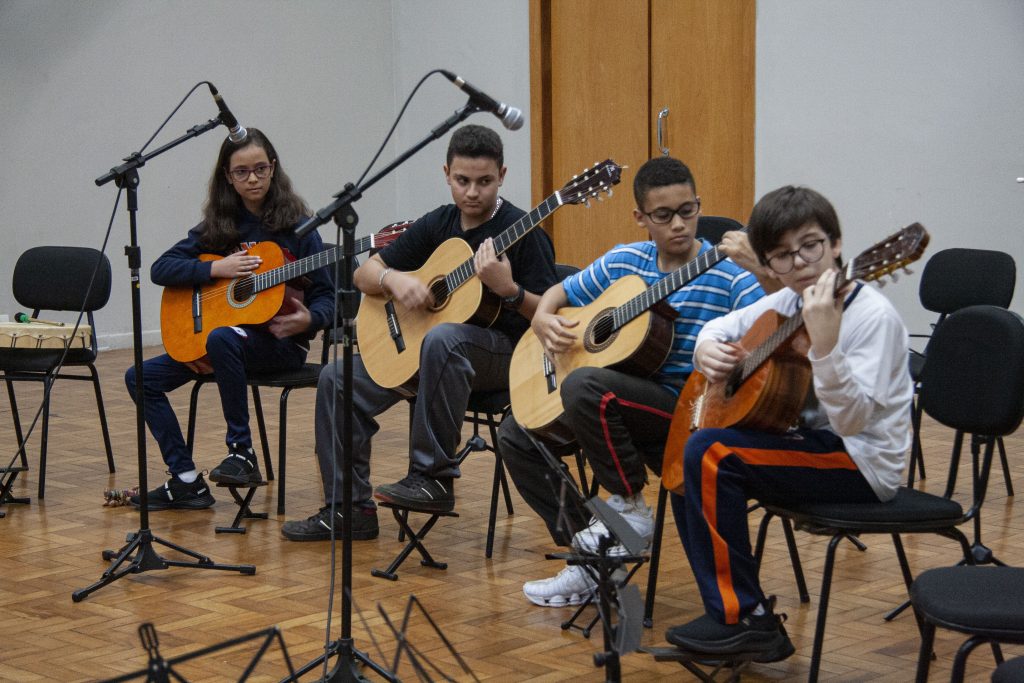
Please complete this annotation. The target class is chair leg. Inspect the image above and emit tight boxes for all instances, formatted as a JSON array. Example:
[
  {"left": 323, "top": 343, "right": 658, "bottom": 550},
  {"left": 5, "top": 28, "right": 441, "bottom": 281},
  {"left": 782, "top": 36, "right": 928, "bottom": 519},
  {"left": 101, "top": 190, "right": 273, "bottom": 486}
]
[
  {"left": 250, "top": 387, "right": 274, "bottom": 481},
  {"left": 780, "top": 517, "right": 810, "bottom": 604},
  {"left": 486, "top": 455, "right": 501, "bottom": 559},
  {"left": 6, "top": 380, "right": 28, "bottom": 469},
  {"left": 88, "top": 363, "right": 115, "bottom": 473},
  {"left": 808, "top": 533, "right": 844, "bottom": 683},
  {"left": 996, "top": 437, "right": 1013, "bottom": 497},
  {"left": 914, "top": 620, "right": 936, "bottom": 683},
  {"left": 185, "top": 381, "right": 204, "bottom": 454},
  {"left": 951, "top": 636, "right": 990, "bottom": 683},
  {"left": 908, "top": 396, "right": 926, "bottom": 487},
  {"left": 277, "top": 387, "right": 291, "bottom": 516},
  {"left": 38, "top": 376, "right": 52, "bottom": 500},
  {"left": 643, "top": 485, "right": 668, "bottom": 627}
]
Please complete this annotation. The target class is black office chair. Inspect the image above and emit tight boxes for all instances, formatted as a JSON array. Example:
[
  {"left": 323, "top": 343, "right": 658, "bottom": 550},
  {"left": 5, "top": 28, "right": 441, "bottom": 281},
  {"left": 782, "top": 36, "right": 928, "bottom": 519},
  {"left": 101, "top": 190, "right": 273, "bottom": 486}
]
[
  {"left": 753, "top": 305, "right": 1024, "bottom": 682},
  {"left": 912, "top": 567, "right": 1024, "bottom": 682},
  {"left": 697, "top": 214, "right": 743, "bottom": 244},
  {"left": 0, "top": 246, "right": 115, "bottom": 500},
  {"left": 907, "top": 248, "right": 1015, "bottom": 488},
  {"left": 992, "top": 655, "right": 1024, "bottom": 682}
]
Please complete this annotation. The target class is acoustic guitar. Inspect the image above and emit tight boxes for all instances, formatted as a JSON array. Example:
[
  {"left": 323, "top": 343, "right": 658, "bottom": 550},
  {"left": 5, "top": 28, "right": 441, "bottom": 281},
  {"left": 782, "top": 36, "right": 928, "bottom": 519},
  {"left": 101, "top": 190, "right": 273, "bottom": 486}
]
[
  {"left": 509, "top": 231, "right": 754, "bottom": 440},
  {"left": 356, "top": 159, "right": 623, "bottom": 391},
  {"left": 660, "top": 222, "right": 930, "bottom": 494},
  {"left": 160, "top": 220, "right": 409, "bottom": 363}
]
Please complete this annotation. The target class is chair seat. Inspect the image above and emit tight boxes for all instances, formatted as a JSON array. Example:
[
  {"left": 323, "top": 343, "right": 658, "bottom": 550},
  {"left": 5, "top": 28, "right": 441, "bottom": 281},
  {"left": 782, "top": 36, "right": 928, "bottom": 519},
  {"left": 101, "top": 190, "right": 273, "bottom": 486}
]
[
  {"left": 911, "top": 567, "right": 1024, "bottom": 637},
  {"left": 247, "top": 363, "right": 322, "bottom": 388},
  {"left": 466, "top": 389, "right": 510, "bottom": 415},
  {"left": 908, "top": 350, "right": 926, "bottom": 382},
  {"left": 0, "top": 348, "right": 98, "bottom": 373},
  {"left": 764, "top": 486, "right": 964, "bottom": 532}
]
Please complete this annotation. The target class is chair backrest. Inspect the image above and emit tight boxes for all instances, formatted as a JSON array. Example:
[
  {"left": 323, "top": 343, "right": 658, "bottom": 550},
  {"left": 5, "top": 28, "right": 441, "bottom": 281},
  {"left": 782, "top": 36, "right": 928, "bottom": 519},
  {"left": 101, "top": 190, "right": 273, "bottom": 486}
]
[
  {"left": 697, "top": 215, "right": 744, "bottom": 245},
  {"left": 13, "top": 246, "right": 112, "bottom": 313},
  {"left": 918, "top": 248, "right": 1016, "bottom": 316},
  {"left": 920, "top": 305, "right": 1024, "bottom": 438},
  {"left": 555, "top": 263, "right": 581, "bottom": 281}
]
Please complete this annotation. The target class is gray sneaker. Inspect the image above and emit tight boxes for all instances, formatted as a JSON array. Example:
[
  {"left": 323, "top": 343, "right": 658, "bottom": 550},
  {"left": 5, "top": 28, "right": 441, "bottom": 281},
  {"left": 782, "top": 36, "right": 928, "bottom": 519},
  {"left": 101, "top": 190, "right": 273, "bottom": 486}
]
[{"left": 281, "top": 505, "right": 379, "bottom": 541}]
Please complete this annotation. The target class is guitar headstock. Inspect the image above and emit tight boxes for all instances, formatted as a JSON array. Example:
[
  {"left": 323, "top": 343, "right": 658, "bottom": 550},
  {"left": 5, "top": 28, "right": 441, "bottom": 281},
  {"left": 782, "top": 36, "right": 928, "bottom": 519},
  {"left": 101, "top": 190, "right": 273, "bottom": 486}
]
[
  {"left": 849, "top": 222, "right": 930, "bottom": 284},
  {"left": 560, "top": 159, "right": 623, "bottom": 205},
  {"left": 373, "top": 219, "right": 413, "bottom": 250}
]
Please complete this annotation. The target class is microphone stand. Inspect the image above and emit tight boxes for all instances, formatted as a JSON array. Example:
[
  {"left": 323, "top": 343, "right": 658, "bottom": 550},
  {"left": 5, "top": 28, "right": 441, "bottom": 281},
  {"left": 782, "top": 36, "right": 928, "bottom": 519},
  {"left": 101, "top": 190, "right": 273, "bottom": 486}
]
[
  {"left": 289, "top": 101, "right": 479, "bottom": 683},
  {"left": 73, "top": 118, "right": 256, "bottom": 602}
]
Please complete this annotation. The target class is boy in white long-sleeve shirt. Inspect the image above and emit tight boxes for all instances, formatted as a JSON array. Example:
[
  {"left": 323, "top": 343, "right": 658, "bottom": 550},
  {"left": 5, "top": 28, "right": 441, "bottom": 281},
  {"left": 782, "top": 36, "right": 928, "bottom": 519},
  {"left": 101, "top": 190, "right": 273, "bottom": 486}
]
[{"left": 664, "top": 185, "right": 912, "bottom": 662}]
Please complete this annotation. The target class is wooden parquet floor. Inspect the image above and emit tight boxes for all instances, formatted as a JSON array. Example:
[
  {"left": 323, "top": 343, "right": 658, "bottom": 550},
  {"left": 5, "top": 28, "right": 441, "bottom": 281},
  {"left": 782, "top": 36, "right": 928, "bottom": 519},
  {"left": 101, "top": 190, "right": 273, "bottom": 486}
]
[{"left": 1, "top": 346, "right": 1022, "bottom": 681}]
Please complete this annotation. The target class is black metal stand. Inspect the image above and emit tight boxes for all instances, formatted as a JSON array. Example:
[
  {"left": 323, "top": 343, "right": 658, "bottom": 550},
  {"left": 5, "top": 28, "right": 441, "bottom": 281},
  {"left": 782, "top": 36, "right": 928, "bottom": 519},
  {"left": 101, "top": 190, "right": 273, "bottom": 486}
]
[
  {"left": 72, "top": 120, "right": 257, "bottom": 602},
  {"left": 99, "top": 621, "right": 297, "bottom": 683},
  {"left": 289, "top": 101, "right": 480, "bottom": 683},
  {"left": 215, "top": 481, "right": 269, "bottom": 534}
]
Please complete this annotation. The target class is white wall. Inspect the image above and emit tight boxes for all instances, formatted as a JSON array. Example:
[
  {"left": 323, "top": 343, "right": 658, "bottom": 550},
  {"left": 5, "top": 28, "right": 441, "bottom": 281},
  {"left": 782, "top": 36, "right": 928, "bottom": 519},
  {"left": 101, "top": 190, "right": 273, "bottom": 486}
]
[
  {"left": 3, "top": 0, "right": 1021, "bottom": 348},
  {"left": 756, "top": 0, "right": 1024, "bottom": 333},
  {"left": 0, "top": 0, "right": 528, "bottom": 350}
]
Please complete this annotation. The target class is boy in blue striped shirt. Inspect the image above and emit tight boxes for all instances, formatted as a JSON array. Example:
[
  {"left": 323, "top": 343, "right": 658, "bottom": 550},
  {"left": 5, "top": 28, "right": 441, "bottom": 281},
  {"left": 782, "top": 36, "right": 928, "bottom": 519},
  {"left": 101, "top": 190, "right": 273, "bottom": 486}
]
[{"left": 498, "top": 156, "right": 764, "bottom": 607}]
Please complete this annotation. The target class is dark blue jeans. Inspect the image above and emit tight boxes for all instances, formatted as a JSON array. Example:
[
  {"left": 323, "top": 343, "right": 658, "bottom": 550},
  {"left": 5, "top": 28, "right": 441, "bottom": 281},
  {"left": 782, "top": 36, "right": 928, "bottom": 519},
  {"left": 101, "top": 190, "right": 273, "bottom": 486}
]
[{"left": 125, "top": 325, "right": 306, "bottom": 475}]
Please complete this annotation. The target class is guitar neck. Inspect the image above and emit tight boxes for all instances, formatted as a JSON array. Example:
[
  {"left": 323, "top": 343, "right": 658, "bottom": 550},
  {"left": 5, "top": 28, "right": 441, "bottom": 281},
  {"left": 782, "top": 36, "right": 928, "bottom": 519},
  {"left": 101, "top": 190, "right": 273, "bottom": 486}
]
[
  {"left": 735, "top": 263, "right": 854, "bottom": 383},
  {"left": 444, "top": 193, "right": 563, "bottom": 293},
  {"left": 611, "top": 229, "right": 747, "bottom": 330},
  {"left": 250, "top": 234, "right": 375, "bottom": 293}
]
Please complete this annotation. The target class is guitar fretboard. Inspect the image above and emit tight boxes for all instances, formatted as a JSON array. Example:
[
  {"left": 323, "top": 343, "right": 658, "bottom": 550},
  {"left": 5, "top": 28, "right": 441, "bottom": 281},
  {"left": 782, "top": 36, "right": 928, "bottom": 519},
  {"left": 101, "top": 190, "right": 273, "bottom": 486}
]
[
  {"left": 250, "top": 234, "right": 375, "bottom": 292},
  {"left": 610, "top": 229, "right": 747, "bottom": 331},
  {"left": 443, "top": 192, "right": 563, "bottom": 293}
]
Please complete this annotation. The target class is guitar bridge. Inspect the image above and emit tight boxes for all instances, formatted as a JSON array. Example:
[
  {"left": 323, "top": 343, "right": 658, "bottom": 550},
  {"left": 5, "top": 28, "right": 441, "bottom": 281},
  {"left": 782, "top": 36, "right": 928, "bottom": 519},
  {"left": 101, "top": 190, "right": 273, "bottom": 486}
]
[
  {"left": 542, "top": 353, "right": 556, "bottom": 394},
  {"left": 191, "top": 286, "right": 202, "bottom": 333},
  {"left": 384, "top": 300, "right": 405, "bottom": 353},
  {"left": 689, "top": 393, "right": 705, "bottom": 432}
]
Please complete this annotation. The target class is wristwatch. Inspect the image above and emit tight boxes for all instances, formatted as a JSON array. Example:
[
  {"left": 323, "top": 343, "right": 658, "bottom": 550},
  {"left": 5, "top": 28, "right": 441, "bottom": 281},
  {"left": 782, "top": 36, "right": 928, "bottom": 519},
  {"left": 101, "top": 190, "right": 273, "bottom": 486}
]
[{"left": 501, "top": 283, "right": 525, "bottom": 310}]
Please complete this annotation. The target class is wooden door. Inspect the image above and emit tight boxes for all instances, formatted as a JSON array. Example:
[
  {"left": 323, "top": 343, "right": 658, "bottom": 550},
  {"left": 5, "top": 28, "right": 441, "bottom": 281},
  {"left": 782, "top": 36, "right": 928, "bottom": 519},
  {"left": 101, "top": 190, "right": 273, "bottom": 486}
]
[{"left": 531, "top": 0, "right": 755, "bottom": 268}]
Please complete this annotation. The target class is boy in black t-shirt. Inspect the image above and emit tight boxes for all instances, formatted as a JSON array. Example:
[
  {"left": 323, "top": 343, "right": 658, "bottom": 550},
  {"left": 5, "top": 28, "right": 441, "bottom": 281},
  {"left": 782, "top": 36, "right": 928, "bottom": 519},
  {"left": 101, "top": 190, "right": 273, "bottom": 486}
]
[{"left": 282, "top": 124, "right": 557, "bottom": 541}]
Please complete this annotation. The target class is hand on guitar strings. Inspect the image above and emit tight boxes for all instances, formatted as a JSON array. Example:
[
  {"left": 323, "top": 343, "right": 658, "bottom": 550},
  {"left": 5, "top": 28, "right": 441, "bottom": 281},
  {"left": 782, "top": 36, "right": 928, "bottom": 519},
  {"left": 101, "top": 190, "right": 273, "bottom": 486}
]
[
  {"left": 695, "top": 340, "right": 748, "bottom": 383},
  {"left": 801, "top": 269, "right": 849, "bottom": 359},
  {"left": 531, "top": 311, "right": 579, "bottom": 357},
  {"left": 211, "top": 249, "right": 263, "bottom": 278},
  {"left": 474, "top": 237, "right": 517, "bottom": 298}
]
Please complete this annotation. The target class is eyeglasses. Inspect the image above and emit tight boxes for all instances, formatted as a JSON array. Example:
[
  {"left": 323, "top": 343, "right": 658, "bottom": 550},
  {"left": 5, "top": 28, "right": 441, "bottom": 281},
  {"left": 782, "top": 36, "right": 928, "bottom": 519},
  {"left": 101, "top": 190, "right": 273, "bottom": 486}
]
[
  {"left": 227, "top": 163, "right": 273, "bottom": 182},
  {"left": 643, "top": 199, "right": 701, "bottom": 225},
  {"left": 765, "top": 238, "right": 828, "bottom": 274}
]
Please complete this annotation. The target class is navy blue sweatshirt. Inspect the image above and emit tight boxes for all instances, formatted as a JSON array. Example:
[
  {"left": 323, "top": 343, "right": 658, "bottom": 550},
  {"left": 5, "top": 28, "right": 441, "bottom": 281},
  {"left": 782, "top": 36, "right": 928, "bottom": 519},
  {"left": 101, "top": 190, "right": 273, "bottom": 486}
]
[{"left": 151, "top": 209, "right": 335, "bottom": 339}]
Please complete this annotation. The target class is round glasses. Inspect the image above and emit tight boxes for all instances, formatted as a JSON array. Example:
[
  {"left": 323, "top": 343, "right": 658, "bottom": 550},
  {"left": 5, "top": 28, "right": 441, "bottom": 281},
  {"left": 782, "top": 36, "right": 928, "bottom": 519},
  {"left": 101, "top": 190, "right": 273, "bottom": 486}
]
[
  {"left": 766, "top": 238, "right": 827, "bottom": 274},
  {"left": 643, "top": 199, "right": 701, "bottom": 225},
  {"left": 227, "top": 163, "right": 273, "bottom": 182}
]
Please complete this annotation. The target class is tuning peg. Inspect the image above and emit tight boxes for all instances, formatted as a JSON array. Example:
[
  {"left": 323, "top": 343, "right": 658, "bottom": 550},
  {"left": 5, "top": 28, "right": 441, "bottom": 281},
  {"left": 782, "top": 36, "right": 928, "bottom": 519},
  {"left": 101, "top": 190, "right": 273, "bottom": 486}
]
[
  {"left": 889, "top": 272, "right": 899, "bottom": 283},
  {"left": 583, "top": 198, "right": 591, "bottom": 208},
  {"left": 876, "top": 279, "right": 887, "bottom": 288},
  {"left": 606, "top": 188, "right": 614, "bottom": 197},
  {"left": 903, "top": 266, "right": 914, "bottom": 276}
]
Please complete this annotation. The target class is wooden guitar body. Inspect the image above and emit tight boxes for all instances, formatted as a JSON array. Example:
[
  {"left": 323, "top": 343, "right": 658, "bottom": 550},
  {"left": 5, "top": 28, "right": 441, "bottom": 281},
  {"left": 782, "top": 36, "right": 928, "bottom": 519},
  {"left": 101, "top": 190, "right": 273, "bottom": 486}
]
[
  {"left": 661, "top": 310, "right": 812, "bottom": 493},
  {"left": 509, "top": 274, "right": 675, "bottom": 440},
  {"left": 356, "top": 237, "right": 500, "bottom": 390},
  {"left": 160, "top": 241, "right": 287, "bottom": 363}
]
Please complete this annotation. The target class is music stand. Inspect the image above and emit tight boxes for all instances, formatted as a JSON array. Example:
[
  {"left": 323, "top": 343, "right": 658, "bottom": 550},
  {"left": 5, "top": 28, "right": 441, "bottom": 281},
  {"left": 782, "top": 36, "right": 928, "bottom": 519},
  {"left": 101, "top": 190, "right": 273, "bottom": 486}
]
[
  {"left": 98, "top": 622, "right": 297, "bottom": 683},
  {"left": 72, "top": 117, "right": 256, "bottom": 603},
  {"left": 286, "top": 100, "right": 483, "bottom": 683},
  {"left": 524, "top": 430, "right": 645, "bottom": 682}
]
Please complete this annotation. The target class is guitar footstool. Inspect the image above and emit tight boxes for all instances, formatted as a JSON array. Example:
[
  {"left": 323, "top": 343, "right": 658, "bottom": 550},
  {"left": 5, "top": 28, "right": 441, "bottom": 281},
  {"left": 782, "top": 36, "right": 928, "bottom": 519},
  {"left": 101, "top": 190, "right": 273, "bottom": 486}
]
[
  {"left": 371, "top": 502, "right": 458, "bottom": 581},
  {"left": 641, "top": 646, "right": 753, "bottom": 682},
  {"left": 215, "top": 481, "right": 268, "bottom": 534}
]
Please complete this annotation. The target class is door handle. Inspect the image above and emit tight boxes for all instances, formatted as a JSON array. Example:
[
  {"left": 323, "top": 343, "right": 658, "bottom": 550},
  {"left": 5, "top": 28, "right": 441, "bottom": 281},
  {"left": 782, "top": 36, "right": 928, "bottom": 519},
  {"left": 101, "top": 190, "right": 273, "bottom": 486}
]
[{"left": 657, "top": 107, "right": 670, "bottom": 156}]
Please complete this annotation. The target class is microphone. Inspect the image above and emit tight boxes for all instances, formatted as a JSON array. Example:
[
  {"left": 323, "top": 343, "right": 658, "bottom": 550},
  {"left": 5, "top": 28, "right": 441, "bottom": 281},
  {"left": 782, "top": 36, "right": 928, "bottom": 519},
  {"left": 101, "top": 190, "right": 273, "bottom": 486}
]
[
  {"left": 15, "top": 312, "right": 65, "bottom": 326},
  {"left": 208, "top": 84, "right": 248, "bottom": 143},
  {"left": 439, "top": 70, "right": 524, "bottom": 131}
]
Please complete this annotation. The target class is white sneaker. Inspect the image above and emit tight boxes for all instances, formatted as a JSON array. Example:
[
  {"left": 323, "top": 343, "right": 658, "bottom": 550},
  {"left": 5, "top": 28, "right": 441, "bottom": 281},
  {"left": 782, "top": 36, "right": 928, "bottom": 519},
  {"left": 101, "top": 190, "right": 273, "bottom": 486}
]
[
  {"left": 523, "top": 564, "right": 598, "bottom": 607},
  {"left": 571, "top": 493, "right": 654, "bottom": 556}
]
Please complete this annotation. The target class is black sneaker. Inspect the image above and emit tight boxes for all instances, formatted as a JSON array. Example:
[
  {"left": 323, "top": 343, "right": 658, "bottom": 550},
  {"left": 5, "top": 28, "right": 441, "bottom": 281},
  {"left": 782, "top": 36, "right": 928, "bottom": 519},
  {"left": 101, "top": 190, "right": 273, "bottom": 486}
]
[
  {"left": 374, "top": 471, "right": 455, "bottom": 512},
  {"left": 209, "top": 443, "right": 262, "bottom": 485},
  {"left": 281, "top": 505, "right": 379, "bottom": 541},
  {"left": 130, "top": 473, "right": 215, "bottom": 511},
  {"left": 665, "top": 598, "right": 795, "bottom": 663}
]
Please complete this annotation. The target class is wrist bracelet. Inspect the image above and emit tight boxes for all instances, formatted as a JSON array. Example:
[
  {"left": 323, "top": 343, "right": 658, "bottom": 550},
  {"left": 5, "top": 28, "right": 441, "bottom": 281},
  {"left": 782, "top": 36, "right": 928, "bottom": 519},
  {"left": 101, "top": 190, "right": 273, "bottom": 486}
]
[{"left": 378, "top": 267, "right": 392, "bottom": 294}]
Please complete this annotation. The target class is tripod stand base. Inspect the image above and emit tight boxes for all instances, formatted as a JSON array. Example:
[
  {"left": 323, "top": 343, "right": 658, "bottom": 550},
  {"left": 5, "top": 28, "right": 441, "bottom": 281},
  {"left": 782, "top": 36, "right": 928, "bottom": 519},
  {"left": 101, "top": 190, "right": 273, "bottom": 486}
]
[
  {"left": 288, "top": 637, "right": 396, "bottom": 683},
  {"left": 72, "top": 527, "right": 256, "bottom": 602}
]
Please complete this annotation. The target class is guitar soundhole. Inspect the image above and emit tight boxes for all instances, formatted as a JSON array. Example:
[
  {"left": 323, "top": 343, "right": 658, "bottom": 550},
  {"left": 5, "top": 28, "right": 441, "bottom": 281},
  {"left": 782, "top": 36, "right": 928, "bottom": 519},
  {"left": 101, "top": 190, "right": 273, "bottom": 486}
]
[
  {"left": 428, "top": 279, "right": 450, "bottom": 311},
  {"left": 583, "top": 310, "right": 618, "bottom": 353},
  {"left": 228, "top": 277, "right": 256, "bottom": 309}
]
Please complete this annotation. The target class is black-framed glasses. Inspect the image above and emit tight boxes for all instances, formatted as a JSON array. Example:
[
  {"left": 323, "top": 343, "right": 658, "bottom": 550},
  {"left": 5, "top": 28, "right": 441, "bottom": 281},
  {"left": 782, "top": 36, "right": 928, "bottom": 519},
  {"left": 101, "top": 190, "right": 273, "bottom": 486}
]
[
  {"left": 643, "top": 199, "right": 701, "bottom": 224},
  {"left": 766, "top": 238, "right": 827, "bottom": 274},
  {"left": 227, "top": 163, "right": 274, "bottom": 182}
]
